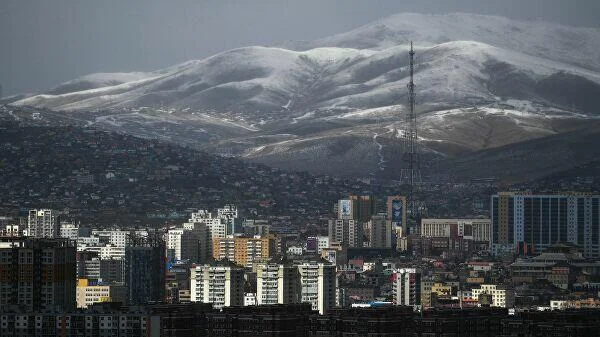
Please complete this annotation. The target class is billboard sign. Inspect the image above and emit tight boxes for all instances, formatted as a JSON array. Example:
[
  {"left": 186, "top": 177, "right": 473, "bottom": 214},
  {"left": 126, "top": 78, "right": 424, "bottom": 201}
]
[
  {"left": 339, "top": 199, "right": 352, "bottom": 218},
  {"left": 392, "top": 199, "right": 403, "bottom": 225},
  {"left": 327, "top": 250, "right": 337, "bottom": 264}
]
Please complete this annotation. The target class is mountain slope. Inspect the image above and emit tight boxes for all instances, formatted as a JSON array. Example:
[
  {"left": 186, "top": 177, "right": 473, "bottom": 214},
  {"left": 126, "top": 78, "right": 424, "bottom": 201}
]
[
  {"left": 8, "top": 13, "right": 600, "bottom": 181},
  {"left": 292, "top": 13, "right": 600, "bottom": 72},
  {"left": 0, "top": 122, "right": 380, "bottom": 224},
  {"left": 13, "top": 41, "right": 600, "bottom": 117}
]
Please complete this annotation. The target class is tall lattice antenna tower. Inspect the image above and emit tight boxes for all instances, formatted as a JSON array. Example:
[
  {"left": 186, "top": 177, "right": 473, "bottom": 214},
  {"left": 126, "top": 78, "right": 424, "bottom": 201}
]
[{"left": 400, "top": 42, "right": 424, "bottom": 217}]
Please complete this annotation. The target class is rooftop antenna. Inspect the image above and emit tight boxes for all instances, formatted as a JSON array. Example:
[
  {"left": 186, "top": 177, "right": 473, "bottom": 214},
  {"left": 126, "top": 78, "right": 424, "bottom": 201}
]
[{"left": 400, "top": 42, "right": 425, "bottom": 219}]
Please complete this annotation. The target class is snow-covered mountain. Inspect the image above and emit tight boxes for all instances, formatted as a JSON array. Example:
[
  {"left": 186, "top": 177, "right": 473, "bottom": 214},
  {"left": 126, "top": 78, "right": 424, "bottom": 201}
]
[
  {"left": 9, "top": 13, "right": 600, "bottom": 181},
  {"left": 289, "top": 13, "right": 600, "bottom": 72},
  {"left": 13, "top": 41, "right": 600, "bottom": 114}
]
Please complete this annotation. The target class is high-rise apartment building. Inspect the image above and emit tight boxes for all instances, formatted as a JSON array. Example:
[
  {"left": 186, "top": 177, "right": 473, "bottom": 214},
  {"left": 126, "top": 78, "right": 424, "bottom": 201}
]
[
  {"left": 187, "top": 210, "right": 228, "bottom": 239},
  {"left": 365, "top": 213, "right": 392, "bottom": 248},
  {"left": 394, "top": 268, "right": 421, "bottom": 307},
  {"left": 328, "top": 219, "right": 363, "bottom": 248},
  {"left": 166, "top": 222, "right": 211, "bottom": 263},
  {"left": 27, "top": 209, "right": 58, "bottom": 238},
  {"left": 491, "top": 193, "right": 600, "bottom": 257},
  {"left": 190, "top": 263, "right": 245, "bottom": 309},
  {"left": 99, "top": 258, "right": 124, "bottom": 283},
  {"left": 349, "top": 195, "right": 377, "bottom": 222},
  {"left": 256, "top": 262, "right": 301, "bottom": 305},
  {"left": 125, "top": 232, "right": 166, "bottom": 305},
  {"left": 212, "top": 235, "right": 277, "bottom": 268},
  {"left": 0, "top": 237, "right": 76, "bottom": 311},
  {"left": 297, "top": 262, "right": 336, "bottom": 314},
  {"left": 217, "top": 204, "right": 241, "bottom": 235},
  {"left": 329, "top": 197, "right": 379, "bottom": 248}
]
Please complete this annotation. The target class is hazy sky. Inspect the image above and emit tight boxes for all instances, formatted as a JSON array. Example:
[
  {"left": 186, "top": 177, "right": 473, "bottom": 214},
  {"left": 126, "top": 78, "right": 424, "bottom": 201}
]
[{"left": 1, "top": 0, "right": 598, "bottom": 96}]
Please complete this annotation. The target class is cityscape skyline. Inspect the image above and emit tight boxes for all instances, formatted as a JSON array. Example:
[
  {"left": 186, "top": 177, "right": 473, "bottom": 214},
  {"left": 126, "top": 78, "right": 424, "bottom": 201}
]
[{"left": 1, "top": 2, "right": 599, "bottom": 336}]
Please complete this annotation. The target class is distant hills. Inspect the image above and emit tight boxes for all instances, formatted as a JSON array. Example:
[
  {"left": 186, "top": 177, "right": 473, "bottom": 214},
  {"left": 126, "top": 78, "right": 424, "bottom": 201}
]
[
  {"left": 0, "top": 121, "right": 379, "bottom": 224},
  {"left": 6, "top": 13, "right": 600, "bottom": 182}
]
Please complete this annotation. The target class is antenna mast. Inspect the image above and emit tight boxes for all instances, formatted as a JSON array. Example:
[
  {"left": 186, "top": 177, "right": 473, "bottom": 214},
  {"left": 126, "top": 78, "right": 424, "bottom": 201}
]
[{"left": 400, "top": 42, "right": 423, "bottom": 218}]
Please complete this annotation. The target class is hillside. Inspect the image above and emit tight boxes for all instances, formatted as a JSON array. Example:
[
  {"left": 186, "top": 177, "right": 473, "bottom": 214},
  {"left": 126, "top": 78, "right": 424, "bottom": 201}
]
[
  {"left": 8, "top": 13, "right": 600, "bottom": 180},
  {"left": 0, "top": 121, "right": 380, "bottom": 225}
]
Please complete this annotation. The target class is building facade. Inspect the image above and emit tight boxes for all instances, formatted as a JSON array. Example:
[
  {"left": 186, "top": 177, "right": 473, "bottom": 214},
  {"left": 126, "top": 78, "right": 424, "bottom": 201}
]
[
  {"left": 471, "top": 284, "right": 515, "bottom": 308},
  {"left": 166, "top": 222, "right": 211, "bottom": 263},
  {"left": 0, "top": 237, "right": 76, "bottom": 311},
  {"left": 420, "top": 218, "right": 491, "bottom": 255},
  {"left": 212, "top": 235, "right": 277, "bottom": 268},
  {"left": 394, "top": 268, "right": 421, "bottom": 307},
  {"left": 59, "top": 222, "right": 89, "bottom": 241},
  {"left": 190, "top": 264, "right": 245, "bottom": 309},
  {"left": 387, "top": 196, "right": 407, "bottom": 231},
  {"left": 27, "top": 209, "right": 58, "bottom": 238},
  {"left": 76, "top": 279, "right": 127, "bottom": 308},
  {"left": 125, "top": 233, "right": 166, "bottom": 305},
  {"left": 297, "top": 262, "right": 336, "bottom": 314},
  {"left": 349, "top": 195, "right": 377, "bottom": 222},
  {"left": 328, "top": 219, "right": 363, "bottom": 248},
  {"left": 365, "top": 213, "right": 392, "bottom": 248},
  {"left": 491, "top": 193, "right": 600, "bottom": 257},
  {"left": 186, "top": 210, "right": 228, "bottom": 240},
  {"left": 256, "top": 262, "right": 301, "bottom": 305}
]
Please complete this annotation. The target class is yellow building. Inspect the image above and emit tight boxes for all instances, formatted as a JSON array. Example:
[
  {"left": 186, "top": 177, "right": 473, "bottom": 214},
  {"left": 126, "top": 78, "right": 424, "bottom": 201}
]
[
  {"left": 76, "top": 278, "right": 127, "bottom": 308},
  {"left": 213, "top": 235, "right": 277, "bottom": 268},
  {"left": 431, "top": 283, "right": 452, "bottom": 297}
]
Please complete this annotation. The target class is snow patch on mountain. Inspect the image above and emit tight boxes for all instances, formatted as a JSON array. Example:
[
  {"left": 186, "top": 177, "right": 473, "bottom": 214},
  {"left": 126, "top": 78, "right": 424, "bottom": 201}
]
[{"left": 299, "top": 13, "right": 600, "bottom": 72}]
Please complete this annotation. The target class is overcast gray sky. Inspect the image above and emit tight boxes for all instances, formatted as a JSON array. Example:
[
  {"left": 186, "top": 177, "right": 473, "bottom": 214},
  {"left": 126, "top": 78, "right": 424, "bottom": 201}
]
[{"left": 1, "top": 0, "right": 598, "bottom": 96}]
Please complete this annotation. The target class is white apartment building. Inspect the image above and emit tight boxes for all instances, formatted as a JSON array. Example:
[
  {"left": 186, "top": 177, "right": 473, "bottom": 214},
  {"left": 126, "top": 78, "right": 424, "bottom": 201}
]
[
  {"left": 59, "top": 222, "right": 90, "bottom": 241},
  {"left": 0, "top": 224, "right": 23, "bottom": 237},
  {"left": 186, "top": 210, "right": 227, "bottom": 239},
  {"left": 190, "top": 264, "right": 245, "bottom": 309},
  {"left": 317, "top": 236, "right": 330, "bottom": 253},
  {"left": 256, "top": 263, "right": 300, "bottom": 305},
  {"left": 77, "top": 236, "right": 100, "bottom": 247},
  {"left": 27, "top": 209, "right": 58, "bottom": 238},
  {"left": 394, "top": 268, "right": 422, "bottom": 307},
  {"left": 217, "top": 204, "right": 238, "bottom": 219},
  {"left": 244, "top": 293, "right": 257, "bottom": 306},
  {"left": 90, "top": 229, "right": 148, "bottom": 247},
  {"left": 59, "top": 222, "right": 79, "bottom": 240},
  {"left": 100, "top": 244, "right": 125, "bottom": 260},
  {"left": 217, "top": 204, "right": 240, "bottom": 234},
  {"left": 287, "top": 246, "right": 304, "bottom": 256},
  {"left": 297, "top": 262, "right": 336, "bottom": 315},
  {"left": 471, "top": 284, "right": 515, "bottom": 308}
]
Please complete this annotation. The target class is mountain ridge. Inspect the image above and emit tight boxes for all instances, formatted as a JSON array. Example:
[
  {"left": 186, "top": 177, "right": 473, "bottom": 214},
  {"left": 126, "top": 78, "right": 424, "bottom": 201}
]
[{"left": 7, "top": 12, "right": 600, "bottom": 181}]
